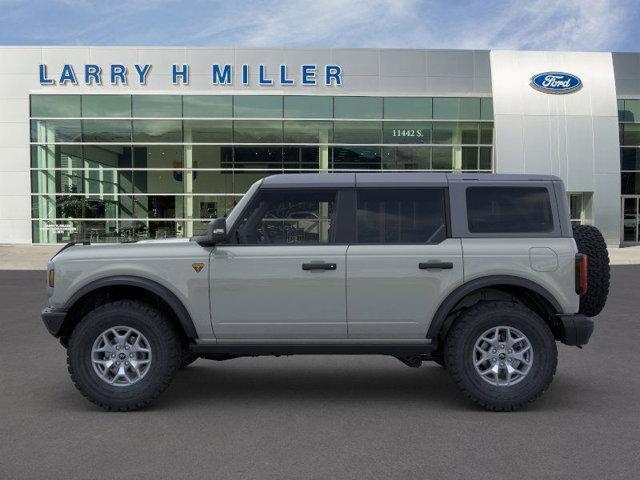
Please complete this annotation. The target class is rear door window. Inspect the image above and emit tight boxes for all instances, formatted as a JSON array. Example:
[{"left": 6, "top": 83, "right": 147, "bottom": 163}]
[
  {"left": 356, "top": 188, "right": 447, "bottom": 243},
  {"left": 466, "top": 186, "right": 554, "bottom": 233}
]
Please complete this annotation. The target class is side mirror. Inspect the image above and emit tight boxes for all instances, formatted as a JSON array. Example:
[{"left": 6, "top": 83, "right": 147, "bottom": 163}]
[
  {"left": 192, "top": 217, "right": 226, "bottom": 246},
  {"left": 210, "top": 217, "right": 227, "bottom": 243}
]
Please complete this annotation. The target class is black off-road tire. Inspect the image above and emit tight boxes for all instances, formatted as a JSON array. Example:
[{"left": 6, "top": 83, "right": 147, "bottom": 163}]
[
  {"left": 572, "top": 224, "right": 610, "bottom": 317},
  {"left": 67, "top": 300, "right": 182, "bottom": 411},
  {"left": 444, "top": 301, "right": 557, "bottom": 411}
]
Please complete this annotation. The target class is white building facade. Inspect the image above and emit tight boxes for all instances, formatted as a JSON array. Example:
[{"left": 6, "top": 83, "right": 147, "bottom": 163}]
[{"left": 0, "top": 47, "right": 638, "bottom": 246}]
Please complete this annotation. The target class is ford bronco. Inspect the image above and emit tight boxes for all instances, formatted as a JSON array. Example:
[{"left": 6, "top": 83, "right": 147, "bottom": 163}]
[{"left": 41, "top": 173, "right": 610, "bottom": 411}]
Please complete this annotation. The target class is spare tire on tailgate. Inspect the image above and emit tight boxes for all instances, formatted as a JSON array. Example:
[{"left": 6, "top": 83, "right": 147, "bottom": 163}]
[{"left": 572, "top": 224, "right": 610, "bottom": 317}]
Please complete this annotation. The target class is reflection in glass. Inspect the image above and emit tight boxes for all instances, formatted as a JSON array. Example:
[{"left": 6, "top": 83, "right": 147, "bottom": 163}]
[
  {"left": 333, "top": 121, "right": 381, "bottom": 144},
  {"left": 133, "top": 120, "right": 182, "bottom": 142},
  {"left": 82, "top": 120, "right": 132, "bottom": 142},
  {"left": 283, "top": 121, "right": 332, "bottom": 143},
  {"left": 183, "top": 120, "right": 232, "bottom": 143},
  {"left": 234, "top": 121, "right": 283, "bottom": 143},
  {"left": 332, "top": 147, "right": 381, "bottom": 170},
  {"left": 83, "top": 95, "right": 131, "bottom": 117},
  {"left": 284, "top": 96, "right": 332, "bottom": 118},
  {"left": 31, "top": 120, "right": 82, "bottom": 143},
  {"left": 31, "top": 95, "right": 81, "bottom": 117},
  {"left": 132, "top": 95, "right": 181, "bottom": 117},
  {"left": 334, "top": 97, "right": 382, "bottom": 119},
  {"left": 384, "top": 97, "right": 432, "bottom": 119},
  {"left": 382, "top": 147, "right": 431, "bottom": 170},
  {"left": 183, "top": 96, "right": 232, "bottom": 117},
  {"left": 234, "top": 96, "right": 282, "bottom": 118}
]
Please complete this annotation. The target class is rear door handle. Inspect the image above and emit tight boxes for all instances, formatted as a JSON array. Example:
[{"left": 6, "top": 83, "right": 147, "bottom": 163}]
[
  {"left": 419, "top": 261, "right": 453, "bottom": 270},
  {"left": 302, "top": 262, "right": 337, "bottom": 271}
]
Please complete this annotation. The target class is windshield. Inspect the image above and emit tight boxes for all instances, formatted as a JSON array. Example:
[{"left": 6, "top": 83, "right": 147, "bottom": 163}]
[{"left": 224, "top": 180, "right": 262, "bottom": 230}]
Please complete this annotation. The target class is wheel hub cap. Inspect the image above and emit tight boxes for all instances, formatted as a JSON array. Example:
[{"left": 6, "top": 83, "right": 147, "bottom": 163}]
[
  {"left": 91, "top": 326, "right": 152, "bottom": 387},
  {"left": 473, "top": 326, "right": 533, "bottom": 387}
]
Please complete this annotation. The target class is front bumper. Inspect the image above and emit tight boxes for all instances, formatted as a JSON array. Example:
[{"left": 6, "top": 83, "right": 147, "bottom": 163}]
[
  {"left": 557, "top": 314, "right": 594, "bottom": 346},
  {"left": 41, "top": 307, "right": 67, "bottom": 337}
]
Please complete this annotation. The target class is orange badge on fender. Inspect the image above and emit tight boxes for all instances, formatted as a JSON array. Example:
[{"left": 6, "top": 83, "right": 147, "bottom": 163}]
[{"left": 192, "top": 263, "right": 205, "bottom": 273}]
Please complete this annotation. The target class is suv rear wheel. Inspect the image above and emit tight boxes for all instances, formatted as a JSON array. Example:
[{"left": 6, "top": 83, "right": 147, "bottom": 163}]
[
  {"left": 444, "top": 301, "right": 557, "bottom": 411},
  {"left": 67, "top": 300, "right": 182, "bottom": 411}
]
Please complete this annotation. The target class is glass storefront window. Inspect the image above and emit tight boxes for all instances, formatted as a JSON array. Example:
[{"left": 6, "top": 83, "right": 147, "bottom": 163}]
[
  {"left": 31, "top": 145, "right": 82, "bottom": 169},
  {"left": 31, "top": 95, "right": 81, "bottom": 117},
  {"left": 461, "top": 147, "right": 479, "bottom": 170},
  {"left": 183, "top": 120, "right": 232, "bottom": 143},
  {"left": 332, "top": 147, "right": 381, "bottom": 170},
  {"left": 82, "top": 95, "right": 131, "bottom": 117},
  {"left": 29, "top": 93, "right": 494, "bottom": 243},
  {"left": 479, "top": 147, "right": 492, "bottom": 170},
  {"left": 622, "top": 100, "right": 640, "bottom": 123},
  {"left": 622, "top": 124, "right": 640, "bottom": 146},
  {"left": 433, "top": 98, "right": 481, "bottom": 120},
  {"left": 82, "top": 120, "right": 132, "bottom": 142},
  {"left": 31, "top": 119, "right": 82, "bottom": 143},
  {"left": 622, "top": 148, "right": 640, "bottom": 171},
  {"left": 132, "top": 95, "right": 182, "bottom": 117},
  {"left": 334, "top": 97, "right": 382, "bottom": 119},
  {"left": 283, "top": 121, "right": 332, "bottom": 143},
  {"left": 432, "top": 122, "right": 455, "bottom": 144},
  {"left": 432, "top": 146, "right": 453, "bottom": 170},
  {"left": 382, "top": 146, "right": 431, "bottom": 170},
  {"left": 84, "top": 145, "right": 133, "bottom": 168},
  {"left": 234, "top": 147, "right": 283, "bottom": 169},
  {"left": 234, "top": 120, "right": 283, "bottom": 143},
  {"left": 191, "top": 170, "right": 234, "bottom": 194},
  {"left": 383, "top": 122, "right": 431, "bottom": 144},
  {"left": 622, "top": 172, "right": 640, "bottom": 194},
  {"left": 480, "top": 122, "right": 493, "bottom": 144},
  {"left": 383, "top": 97, "right": 432, "bottom": 119},
  {"left": 284, "top": 96, "right": 332, "bottom": 118},
  {"left": 183, "top": 95, "right": 232, "bottom": 118},
  {"left": 132, "top": 120, "right": 182, "bottom": 142},
  {"left": 481, "top": 98, "right": 493, "bottom": 120},
  {"left": 333, "top": 121, "right": 382, "bottom": 144},
  {"left": 460, "top": 123, "right": 479, "bottom": 144},
  {"left": 283, "top": 147, "right": 326, "bottom": 170},
  {"left": 234, "top": 96, "right": 282, "bottom": 118},
  {"left": 190, "top": 195, "right": 234, "bottom": 219}
]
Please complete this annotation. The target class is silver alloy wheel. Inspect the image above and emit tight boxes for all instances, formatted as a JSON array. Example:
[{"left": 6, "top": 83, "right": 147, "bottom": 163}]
[
  {"left": 473, "top": 326, "right": 533, "bottom": 387},
  {"left": 91, "top": 326, "right": 152, "bottom": 387}
]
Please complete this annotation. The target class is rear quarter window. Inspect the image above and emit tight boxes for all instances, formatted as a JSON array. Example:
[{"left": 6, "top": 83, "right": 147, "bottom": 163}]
[{"left": 466, "top": 186, "right": 554, "bottom": 233}]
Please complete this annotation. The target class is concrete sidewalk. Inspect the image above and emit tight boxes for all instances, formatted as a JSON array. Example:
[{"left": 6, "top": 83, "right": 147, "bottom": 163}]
[{"left": 1, "top": 243, "right": 639, "bottom": 270}]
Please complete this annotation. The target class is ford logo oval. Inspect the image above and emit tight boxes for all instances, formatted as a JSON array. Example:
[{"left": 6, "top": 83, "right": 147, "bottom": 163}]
[{"left": 530, "top": 72, "right": 582, "bottom": 94}]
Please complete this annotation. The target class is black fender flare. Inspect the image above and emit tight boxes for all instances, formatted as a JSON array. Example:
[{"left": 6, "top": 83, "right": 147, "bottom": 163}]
[
  {"left": 426, "top": 275, "right": 563, "bottom": 340},
  {"left": 64, "top": 275, "right": 198, "bottom": 339}
]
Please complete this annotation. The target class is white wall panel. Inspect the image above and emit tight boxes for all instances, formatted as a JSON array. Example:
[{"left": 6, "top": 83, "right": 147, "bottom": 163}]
[{"left": 491, "top": 50, "right": 621, "bottom": 245}]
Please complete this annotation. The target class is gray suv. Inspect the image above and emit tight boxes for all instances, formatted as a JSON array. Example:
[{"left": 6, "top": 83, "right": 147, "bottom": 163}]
[{"left": 41, "top": 173, "right": 610, "bottom": 411}]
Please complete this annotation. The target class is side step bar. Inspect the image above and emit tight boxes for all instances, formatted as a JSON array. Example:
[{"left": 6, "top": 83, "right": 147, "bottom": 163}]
[{"left": 190, "top": 343, "right": 438, "bottom": 357}]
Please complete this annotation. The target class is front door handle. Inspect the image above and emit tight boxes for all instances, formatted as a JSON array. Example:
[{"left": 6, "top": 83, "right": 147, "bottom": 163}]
[
  {"left": 302, "top": 262, "right": 337, "bottom": 271},
  {"left": 419, "top": 261, "right": 453, "bottom": 270}
]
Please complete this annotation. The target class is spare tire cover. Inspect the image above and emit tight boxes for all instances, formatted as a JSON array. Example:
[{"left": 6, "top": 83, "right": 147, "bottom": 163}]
[{"left": 572, "top": 224, "right": 610, "bottom": 317}]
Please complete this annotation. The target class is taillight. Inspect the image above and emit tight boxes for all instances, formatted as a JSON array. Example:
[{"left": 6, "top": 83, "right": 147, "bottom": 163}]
[{"left": 575, "top": 254, "right": 588, "bottom": 295}]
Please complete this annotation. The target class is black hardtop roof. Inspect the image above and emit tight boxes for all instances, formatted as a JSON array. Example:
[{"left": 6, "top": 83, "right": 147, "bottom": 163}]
[{"left": 260, "top": 172, "right": 561, "bottom": 189}]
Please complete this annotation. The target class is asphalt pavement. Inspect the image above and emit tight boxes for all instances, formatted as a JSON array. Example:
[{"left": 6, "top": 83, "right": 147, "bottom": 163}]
[{"left": 1, "top": 267, "right": 639, "bottom": 479}]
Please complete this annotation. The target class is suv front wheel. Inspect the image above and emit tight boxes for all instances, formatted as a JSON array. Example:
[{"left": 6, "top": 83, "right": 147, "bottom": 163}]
[
  {"left": 444, "top": 301, "right": 557, "bottom": 411},
  {"left": 67, "top": 300, "right": 182, "bottom": 411}
]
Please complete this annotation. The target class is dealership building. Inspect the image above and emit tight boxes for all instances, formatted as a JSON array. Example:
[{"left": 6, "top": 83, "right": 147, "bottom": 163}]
[{"left": 0, "top": 47, "right": 638, "bottom": 246}]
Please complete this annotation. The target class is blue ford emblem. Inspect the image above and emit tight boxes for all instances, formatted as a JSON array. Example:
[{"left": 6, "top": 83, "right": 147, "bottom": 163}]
[{"left": 530, "top": 72, "right": 582, "bottom": 94}]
